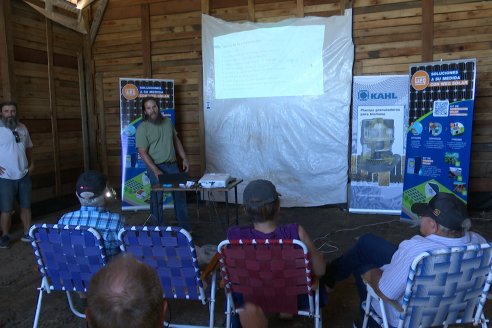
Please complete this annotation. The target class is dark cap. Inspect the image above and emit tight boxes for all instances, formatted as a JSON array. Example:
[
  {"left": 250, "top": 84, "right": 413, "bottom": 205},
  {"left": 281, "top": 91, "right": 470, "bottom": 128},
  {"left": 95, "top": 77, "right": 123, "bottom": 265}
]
[
  {"left": 76, "top": 171, "right": 107, "bottom": 199},
  {"left": 411, "top": 192, "right": 468, "bottom": 231},
  {"left": 243, "top": 179, "right": 280, "bottom": 207}
]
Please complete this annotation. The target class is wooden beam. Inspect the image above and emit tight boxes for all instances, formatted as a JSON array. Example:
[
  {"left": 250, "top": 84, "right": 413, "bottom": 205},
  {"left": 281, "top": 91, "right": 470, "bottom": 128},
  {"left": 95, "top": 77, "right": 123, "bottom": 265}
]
[
  {"left": 296, "top": 0, "right": 304, "bottom": 18},
  {"left": 141, "top": 3, "right": 152, "bottom": 78},
  {"left": 422, "top": 0, "right": 433, "bottom": 61},
  {"left": 23, "top": 0, "right": 87, "bottom": 34},
  {"left": 77, "top": 52, "right": 90, "bottom": 171},
  {"left": 248, "top": 0, "right": 255, "bottom": 22},
  {"left": 201, "top": 0, "right": 209, "bottom": 15},
  {"left": 45, "top": 19, "right": 62, "bottom": 195},
  {"left": 82, "top": 8, "right": 98, "bottom": 169},
  {"left": 76, "top": 0, "right": 98, "bottom": 10},
  {"left": 53, "top": 0, "right": 79, "bottom": 13},
  {"left": 0, "top": 0, "right": 16, "bottom": 101},
  {"left": 95, "top": 73, "right": 108, "bottom": 176},
  {"left": 90, "top": 0, "right": 108, "bottom": 45}
]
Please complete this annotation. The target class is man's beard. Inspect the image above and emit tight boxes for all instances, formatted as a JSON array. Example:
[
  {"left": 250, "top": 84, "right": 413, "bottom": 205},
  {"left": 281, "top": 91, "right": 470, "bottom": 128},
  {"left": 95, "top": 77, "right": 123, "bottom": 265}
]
[
  {"left": 1, "top": 116, "right": 18, "bottom": 130},
  {"left": 147, "top": 112, "right": 164, "bottom": 125}
]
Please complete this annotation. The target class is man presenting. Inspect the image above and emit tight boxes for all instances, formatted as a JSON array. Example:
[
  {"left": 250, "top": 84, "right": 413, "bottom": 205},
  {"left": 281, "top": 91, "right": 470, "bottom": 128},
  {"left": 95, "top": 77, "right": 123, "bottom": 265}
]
[
  {"left": 136, "top": 97, "right": 189, "bottom": 230},
  {"left": 0, "top": 101, "right": 34, "bottom": 248}
]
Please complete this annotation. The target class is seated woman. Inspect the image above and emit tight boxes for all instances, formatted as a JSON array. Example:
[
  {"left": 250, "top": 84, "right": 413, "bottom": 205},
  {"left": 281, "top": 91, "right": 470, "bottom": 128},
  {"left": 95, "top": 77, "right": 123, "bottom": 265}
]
[{"left": 227, "top": 179, "right": 326, "bottom": 325}]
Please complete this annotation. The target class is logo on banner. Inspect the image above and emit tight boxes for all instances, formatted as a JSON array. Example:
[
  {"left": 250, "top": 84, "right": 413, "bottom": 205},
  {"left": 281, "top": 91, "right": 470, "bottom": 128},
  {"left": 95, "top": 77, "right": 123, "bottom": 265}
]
[
  {"left": 411, "top": 70, "right": 430, "bottom": 91},
  {"left": 122, "top": 84, "right": 139, "bottom": 100},
  {"left": 358, "top": 90, "right": 398, "bottom": 101}
]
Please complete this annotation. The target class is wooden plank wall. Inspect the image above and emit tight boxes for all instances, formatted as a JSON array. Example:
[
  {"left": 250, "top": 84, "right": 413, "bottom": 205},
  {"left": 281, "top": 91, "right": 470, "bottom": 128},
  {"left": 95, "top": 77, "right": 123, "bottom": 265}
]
[
  {"left": 91, "top": 0, "right": 491, "bottom": 192},
  {"left": 2, "top": 0, "right": 490, "bottom": 203},
  {"left": 6, "top": 0, "right": 84, "bottom": 202}
]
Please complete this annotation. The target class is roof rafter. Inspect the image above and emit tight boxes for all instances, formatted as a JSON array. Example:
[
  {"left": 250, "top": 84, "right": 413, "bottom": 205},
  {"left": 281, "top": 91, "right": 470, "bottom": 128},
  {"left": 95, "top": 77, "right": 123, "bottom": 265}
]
[{"left": 22, "top": 0, "right": 97, "bottom": 34}]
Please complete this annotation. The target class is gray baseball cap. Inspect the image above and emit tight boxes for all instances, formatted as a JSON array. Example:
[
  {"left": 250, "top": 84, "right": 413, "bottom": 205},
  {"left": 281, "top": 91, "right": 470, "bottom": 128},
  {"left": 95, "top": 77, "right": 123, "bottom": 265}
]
[{"left": 243, "top": 179, "right": 280, "bottom": 207}]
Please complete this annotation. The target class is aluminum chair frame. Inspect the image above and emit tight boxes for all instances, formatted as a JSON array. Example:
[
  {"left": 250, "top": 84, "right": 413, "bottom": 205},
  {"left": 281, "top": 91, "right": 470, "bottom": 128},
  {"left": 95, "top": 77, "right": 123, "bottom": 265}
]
[
  {"left": 217, "top": 238, "right": 321, "bottom": 328},
  {"left": 29, "top": 223, "right": 107, "bottom": 328},
  {"left": 362, "top": 242, "right": 492, "bottom": 328},
  {"left": 118, "top": 225, "right": 217, "bottom": 328}
]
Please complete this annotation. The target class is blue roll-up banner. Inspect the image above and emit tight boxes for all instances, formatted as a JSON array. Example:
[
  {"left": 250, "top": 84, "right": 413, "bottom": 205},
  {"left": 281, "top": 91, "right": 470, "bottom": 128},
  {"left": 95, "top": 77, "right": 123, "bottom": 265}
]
[
  {"left": 119, "top": 78, "right": 175, "bottom": 211},
  {"left": 401, "top": 59, "right": 476, "bottom": 223},
  {"left": 349, "top": 75, "right": 409, "bottom": 214}
]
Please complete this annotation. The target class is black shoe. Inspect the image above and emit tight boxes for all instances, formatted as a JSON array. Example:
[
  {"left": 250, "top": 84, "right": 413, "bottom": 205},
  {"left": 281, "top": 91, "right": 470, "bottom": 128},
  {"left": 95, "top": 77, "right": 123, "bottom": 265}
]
[{"left": 0, "top": 235, "right": 11, "bottom": 248}]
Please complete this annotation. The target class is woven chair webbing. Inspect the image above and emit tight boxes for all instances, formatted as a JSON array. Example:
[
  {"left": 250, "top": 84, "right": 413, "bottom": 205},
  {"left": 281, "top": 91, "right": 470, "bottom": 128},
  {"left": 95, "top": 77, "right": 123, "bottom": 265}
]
[
  {"left": 221, "top": 242, "right": 312, "bottom": 314},
  {"left": 34, "top": 226, "right": 105, "bottom": 292},
  {"left": 122, "top": 229, "right": 203, "bottom": 300}
]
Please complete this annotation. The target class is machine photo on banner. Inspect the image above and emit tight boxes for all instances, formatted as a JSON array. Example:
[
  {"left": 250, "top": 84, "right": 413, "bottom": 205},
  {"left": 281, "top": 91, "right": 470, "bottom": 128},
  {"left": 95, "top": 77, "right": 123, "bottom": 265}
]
[
  {"left": 349, "top": 75, "right": 409, "bottom": 215},
  {"left": 119, "top": 78, "right": 175, "bottom": 211},
  {"left": 401, "top": 59, "right": 476, "bottom": 223}
]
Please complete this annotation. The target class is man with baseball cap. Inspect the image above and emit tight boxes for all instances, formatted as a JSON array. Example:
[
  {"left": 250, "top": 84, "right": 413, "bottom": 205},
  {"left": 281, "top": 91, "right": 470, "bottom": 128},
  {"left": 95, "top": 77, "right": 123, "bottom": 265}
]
[
  {"left": 58, "top": 171, "right": 125, "bottom": 258},
  {"left": 320, "top": 192, "right": 486, "bottom": 327}
]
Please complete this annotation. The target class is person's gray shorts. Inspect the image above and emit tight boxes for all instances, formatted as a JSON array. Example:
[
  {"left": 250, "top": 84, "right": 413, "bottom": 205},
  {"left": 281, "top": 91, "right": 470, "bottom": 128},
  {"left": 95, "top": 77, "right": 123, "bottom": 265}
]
[{"left": 0, "top": 175, "right": 32, "bottom": 212}]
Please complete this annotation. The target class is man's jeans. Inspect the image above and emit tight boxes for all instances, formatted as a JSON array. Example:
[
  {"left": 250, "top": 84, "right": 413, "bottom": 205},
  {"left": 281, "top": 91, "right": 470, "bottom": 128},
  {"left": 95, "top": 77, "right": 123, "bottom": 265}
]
[
  {"left": 332, "top": 233, "right": 398, "bottom": 302},
  {"left": 146, "top": 163, "right": 189, "bottom": 230}
]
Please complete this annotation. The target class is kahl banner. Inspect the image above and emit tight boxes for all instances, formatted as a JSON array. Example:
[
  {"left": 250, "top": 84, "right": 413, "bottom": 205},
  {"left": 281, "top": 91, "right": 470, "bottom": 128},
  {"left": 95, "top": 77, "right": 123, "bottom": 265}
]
[
  {"left": 401, "top": 59, "right": 476, "bottom": 223},
  {"left": 349, "top": 75, "right": 409, "bottom": 214}
]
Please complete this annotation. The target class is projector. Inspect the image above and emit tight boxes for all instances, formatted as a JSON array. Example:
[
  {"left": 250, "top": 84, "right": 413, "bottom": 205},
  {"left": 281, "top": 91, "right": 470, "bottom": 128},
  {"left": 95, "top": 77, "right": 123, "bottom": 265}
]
[{"left": 198, "top": 173, "right": 231, "bottom": 188}]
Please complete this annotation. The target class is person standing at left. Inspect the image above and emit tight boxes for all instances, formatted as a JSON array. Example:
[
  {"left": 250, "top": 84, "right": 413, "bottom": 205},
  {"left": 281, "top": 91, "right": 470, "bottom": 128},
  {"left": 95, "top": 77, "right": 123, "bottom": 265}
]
[{"left": 0, "top": 101, "right": 34, "bottom": 248}]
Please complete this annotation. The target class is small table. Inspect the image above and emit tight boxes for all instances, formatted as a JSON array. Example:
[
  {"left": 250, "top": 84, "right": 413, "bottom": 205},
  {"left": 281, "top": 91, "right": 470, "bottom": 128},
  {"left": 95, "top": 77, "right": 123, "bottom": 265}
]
[{"left": 152, "top": 178, "right": 243, "bottom": 227}]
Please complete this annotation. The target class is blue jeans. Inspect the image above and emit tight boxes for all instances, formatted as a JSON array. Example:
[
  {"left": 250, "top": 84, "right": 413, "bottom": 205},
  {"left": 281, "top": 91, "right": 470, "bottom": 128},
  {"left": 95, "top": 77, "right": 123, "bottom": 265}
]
[
  {"left": 330, "top": 233, "right": 398, "bottom": 302},
  {"left": 146, "top": 163, "right": 189, "bottom": 230}
]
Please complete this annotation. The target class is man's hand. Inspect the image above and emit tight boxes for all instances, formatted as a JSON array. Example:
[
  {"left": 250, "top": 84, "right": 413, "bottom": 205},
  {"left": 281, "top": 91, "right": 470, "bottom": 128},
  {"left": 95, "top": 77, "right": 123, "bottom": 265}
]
[{"left": 182, "top": 158, "right": 189, "bottom": 172}]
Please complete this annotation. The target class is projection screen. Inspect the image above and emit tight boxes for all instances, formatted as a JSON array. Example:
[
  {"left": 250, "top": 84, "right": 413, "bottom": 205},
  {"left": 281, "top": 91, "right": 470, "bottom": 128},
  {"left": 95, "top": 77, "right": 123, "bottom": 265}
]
[{"left": 202, "top": 11, "right": 353, "bottom": 207}]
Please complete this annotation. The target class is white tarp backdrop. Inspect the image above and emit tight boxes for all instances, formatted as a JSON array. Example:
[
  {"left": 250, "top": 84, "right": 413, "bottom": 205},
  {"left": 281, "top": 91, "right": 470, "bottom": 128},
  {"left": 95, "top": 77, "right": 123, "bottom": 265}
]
[{"left": 201, "top": 11, "right": 354, "bottom": 207}]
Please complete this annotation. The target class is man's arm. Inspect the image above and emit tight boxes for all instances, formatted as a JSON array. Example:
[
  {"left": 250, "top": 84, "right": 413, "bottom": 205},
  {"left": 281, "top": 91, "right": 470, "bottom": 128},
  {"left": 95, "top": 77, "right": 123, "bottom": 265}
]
[
  {"left": 137, "top": 148, "right": 162, "bottom": 177},
  {"left": 26, "top": 147, "right": 34, "bottom": 174},
  {"left": 362, "top": 268, "right": 403, "bottom": 312},
  {"left": 173, "top": 132, "right": 189, "bottom": 172}
]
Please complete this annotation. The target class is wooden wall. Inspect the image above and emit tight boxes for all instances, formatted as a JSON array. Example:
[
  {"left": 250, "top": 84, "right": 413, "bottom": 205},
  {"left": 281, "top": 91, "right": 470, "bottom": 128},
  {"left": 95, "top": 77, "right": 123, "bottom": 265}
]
[
  {"left": 91, "top": 0, "right": 491, "bottom": 191},
  {"left": 1, "top": 0, "right": 84, "bottom": 202},
  {"left": 1, "top": 0, "right": 491, "bottom": 205}
]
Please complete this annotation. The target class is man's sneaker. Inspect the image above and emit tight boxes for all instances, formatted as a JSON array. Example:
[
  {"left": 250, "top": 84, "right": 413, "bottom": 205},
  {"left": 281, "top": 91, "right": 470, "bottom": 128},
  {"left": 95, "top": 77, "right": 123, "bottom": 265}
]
[
  {"left": 0, "top": 235, "right": 11, "bottom": 248},
  {"left": 21, "top": 234, "right": 31, "bottom": 242}
]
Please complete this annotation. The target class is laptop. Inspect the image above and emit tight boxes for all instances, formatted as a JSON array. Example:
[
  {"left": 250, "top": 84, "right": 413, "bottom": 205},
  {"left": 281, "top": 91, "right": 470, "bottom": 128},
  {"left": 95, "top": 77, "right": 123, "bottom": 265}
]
[{"left": 158, "top": 172, "right": 190, "bottom": 185}]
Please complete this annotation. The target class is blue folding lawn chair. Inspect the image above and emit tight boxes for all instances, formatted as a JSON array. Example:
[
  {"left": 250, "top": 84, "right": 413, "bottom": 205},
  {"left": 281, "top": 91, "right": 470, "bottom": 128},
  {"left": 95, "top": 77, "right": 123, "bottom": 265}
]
[
  {"left": 29, "top": 223, "right": 107, "bottom": 328},
  {"left": 118, "top": 225, "right": 217, "bottom": 328},
  {"left": 362, "top": 242, "right": 492, "bottom": 328}
]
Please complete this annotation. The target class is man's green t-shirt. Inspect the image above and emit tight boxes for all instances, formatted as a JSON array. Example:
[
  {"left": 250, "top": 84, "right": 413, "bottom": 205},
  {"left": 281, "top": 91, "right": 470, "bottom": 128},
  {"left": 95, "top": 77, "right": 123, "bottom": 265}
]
[{"left": 136, "top": 118, "right": 177, "bottom": 164}]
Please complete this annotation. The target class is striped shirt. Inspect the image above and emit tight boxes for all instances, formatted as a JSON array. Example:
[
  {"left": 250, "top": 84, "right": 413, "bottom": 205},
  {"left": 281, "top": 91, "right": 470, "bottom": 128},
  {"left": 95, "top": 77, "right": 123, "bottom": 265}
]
[{"left": 58, "top": 206, "right": 126, "bottom": 257}]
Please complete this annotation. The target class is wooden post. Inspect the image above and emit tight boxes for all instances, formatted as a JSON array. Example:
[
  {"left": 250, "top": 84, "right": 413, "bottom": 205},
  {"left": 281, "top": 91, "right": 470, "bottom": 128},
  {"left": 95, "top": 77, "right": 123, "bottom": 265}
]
[
  {"left": 77, "top": 52, "right": 90, "bottom": 171},
  {"left": 82, "top": 8, "right": 98, "bottom": 169},
  {"left": 45, "top": 19, "right": 62, "bottom": 195},
  {"left": 248, "top": 0, "right": 255, "bottom": 22},
  {"left": 201, "top": 0, "right": 210, "bottom": 15},
  {"left": 95, "top": 73, "right": 108, "bottom": 176},
  {"left": 0, "top": 0, "right": 15, "bottom": 101},
  {"left": 296, "top": 0, "right": 304, "bottom": 18},
  {"left": 141, "top": 4, "right": 152, "bottom": 78},
  {"left": 422, "top": 0, "right": 433, "bottom": 62}
]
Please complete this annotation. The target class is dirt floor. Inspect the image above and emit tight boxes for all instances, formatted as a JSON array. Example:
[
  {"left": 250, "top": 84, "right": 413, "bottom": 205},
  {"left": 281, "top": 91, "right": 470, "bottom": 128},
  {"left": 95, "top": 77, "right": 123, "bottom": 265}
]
[{"left": 1, "top": 198, "right": 491, "bottom": 328}]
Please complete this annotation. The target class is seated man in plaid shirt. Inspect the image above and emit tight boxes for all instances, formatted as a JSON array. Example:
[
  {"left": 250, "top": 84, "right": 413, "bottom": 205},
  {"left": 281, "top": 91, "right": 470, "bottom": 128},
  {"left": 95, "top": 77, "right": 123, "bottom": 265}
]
[{"left": 58, "top": 171, "right": 125, "bottom": 258}]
